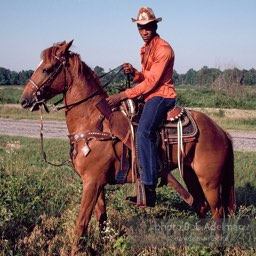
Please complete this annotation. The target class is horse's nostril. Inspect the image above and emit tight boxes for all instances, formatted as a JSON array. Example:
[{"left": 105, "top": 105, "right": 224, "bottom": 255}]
[{"left": 20, "top": 98, "right": 29, "bottom": 108}]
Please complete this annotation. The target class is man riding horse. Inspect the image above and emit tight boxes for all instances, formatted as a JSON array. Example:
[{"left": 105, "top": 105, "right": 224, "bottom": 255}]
[
  {"left": 19, "top": 30, "right": 235, "bottom": 250},
  {"left": 107, "top": 7, "right": 176, "bottom": 207}
]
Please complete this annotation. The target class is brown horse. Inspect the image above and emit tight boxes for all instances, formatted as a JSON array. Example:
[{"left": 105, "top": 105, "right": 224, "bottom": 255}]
[{"left": 20, "top": 40, "right": 235, "bottom": 247}]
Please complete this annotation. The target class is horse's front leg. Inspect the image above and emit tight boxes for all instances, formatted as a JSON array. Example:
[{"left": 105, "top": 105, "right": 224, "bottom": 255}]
[
  {"left": 94, "top": 188, "right": 107, "bottom": 232},
  {"left": 74, "top": 179, "right": 101, "bottom": 242}
]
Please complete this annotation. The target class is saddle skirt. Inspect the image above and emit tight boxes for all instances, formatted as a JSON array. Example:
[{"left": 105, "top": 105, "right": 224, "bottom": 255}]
[{"left": 163, "top": 105, "right": 198, "bottom": 144}]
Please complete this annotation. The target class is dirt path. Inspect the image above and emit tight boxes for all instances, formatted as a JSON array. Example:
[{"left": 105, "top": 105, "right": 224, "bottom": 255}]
[{"left": 0, "top": 118, "right": 256, "bottom": 152}]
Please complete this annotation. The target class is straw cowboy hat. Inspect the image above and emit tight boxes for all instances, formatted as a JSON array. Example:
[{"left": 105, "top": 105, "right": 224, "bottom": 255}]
[{"left": 131, "top": 7, "right": 162, "bottom": 25}]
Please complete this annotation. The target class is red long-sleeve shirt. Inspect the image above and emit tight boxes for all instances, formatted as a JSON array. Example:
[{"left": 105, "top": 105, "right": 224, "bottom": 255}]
[{"left": 125, "top": 35, "right": 176, "bottom": 102}]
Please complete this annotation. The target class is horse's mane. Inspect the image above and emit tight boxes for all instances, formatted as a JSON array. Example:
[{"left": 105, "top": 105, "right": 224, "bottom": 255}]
[
  {"left": 71, "top": 53, "right": 105, "bottom": 93},
  {"left": 41, "top": 43, "right": 104, "bottom": 93}
]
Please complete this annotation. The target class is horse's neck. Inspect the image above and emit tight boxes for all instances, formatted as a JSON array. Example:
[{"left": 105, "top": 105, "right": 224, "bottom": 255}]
[{"left": 64, "top": 79, "right": 105, "bottom": 134}]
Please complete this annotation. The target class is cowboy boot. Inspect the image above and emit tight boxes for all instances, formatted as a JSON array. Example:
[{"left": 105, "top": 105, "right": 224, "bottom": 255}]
[{"left": 126, "top": 184, "right": 156, "bottom": 207}]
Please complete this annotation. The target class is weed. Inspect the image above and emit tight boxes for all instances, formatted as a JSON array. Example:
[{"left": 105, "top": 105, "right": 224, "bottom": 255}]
[{"left": 212, "top": 109, "right": 225, "bottom": 118}]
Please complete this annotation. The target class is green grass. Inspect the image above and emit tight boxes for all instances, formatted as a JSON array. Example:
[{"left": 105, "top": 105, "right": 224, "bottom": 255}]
[
  {"left": 176, "top": 87, "right": 256, "bottom": 109},
  {"left": 0, "top": 104, "right": 65, "bottom": 121},
  {"left": 0, "top": 86, "right": 24, "bottom": 104},
  {"left": 0, "top": 135, "right": 255, "bottom": 255}
]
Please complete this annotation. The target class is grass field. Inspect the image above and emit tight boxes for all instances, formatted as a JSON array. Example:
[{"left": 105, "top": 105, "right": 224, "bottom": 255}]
[
  {"left": 0, "top": 135, "right": 255, "bottom": 255},
  {"left": 1, "top": 85, "right": 256, "bottom": 255}
]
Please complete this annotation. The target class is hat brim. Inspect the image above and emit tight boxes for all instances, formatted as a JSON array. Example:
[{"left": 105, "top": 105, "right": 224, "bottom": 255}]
[{"left": 131, "top": 17, "right": 162, "bottom": 25}]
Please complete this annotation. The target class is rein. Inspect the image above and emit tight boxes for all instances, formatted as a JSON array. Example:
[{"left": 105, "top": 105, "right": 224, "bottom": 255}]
[
  {"left": 54, "top": 88, "right": 104, "bottom": 111},
  {"left": 51, "top": 65, "right": 123, "bottom": 112},
  {"left": 40, "top": 106, "right": 71, "bottom": 166}
]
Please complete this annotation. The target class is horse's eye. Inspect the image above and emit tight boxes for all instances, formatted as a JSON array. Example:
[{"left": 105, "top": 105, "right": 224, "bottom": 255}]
[{"left": 43, "top": 68, "right": 52, "bottom": 74}]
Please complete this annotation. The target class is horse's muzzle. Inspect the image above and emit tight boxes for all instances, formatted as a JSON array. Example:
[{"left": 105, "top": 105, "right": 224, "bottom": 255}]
[
  {"left": 19, "top": 98, "right": 31, "bottom": 109},
  {"left": 19, "top": 96, "right": 39, "bottom": 111}
]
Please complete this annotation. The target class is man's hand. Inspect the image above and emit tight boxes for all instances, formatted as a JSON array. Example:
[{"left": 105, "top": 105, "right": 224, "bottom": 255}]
[
  {"left": 106, "top": 91, "right": 127, "bottom": 108},
  {"left": 123, "top": 63, "right": 134, "bottom": 75}
]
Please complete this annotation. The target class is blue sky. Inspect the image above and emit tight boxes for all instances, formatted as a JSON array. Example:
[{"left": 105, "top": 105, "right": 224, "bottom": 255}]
[{"left": 1, "top": 0, "right": 255, "bottom": 73}]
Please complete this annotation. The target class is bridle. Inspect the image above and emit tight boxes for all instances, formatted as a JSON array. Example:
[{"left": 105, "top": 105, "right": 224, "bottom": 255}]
[
  {"left": 28, "top": 53, "right": 122, "bottom": 112},
  {"left": 27, "top": 55, "right": 67, "bottom": 112},
  {"left": 29, "top": 55, "right": 67, "bottom": 98}
]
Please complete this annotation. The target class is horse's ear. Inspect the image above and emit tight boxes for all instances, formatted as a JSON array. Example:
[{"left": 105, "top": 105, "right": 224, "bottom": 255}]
[{"left": 56, "top": 40, "right": 74, "bottom": 56}]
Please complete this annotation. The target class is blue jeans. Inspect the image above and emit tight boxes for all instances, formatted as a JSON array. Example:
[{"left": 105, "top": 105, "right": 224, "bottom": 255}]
[{"left": 137, "top": 96, "right": 176, "bottom": 186}]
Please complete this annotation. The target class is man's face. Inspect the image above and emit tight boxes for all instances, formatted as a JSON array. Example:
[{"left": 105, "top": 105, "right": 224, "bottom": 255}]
[{"left": 137, "top": 22, "right": 157, "bottom": 44}]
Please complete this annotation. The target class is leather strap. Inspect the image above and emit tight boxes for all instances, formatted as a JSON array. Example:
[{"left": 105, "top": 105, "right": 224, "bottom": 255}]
[
  {"left": 69, "top": 131, "right": 115, "bottom": 144},
  {"left": 95, "top": 98, "right": 113, "bottom": 120},
  {"left": 136, "top": 179, "right": 146, "bottom": 207}
]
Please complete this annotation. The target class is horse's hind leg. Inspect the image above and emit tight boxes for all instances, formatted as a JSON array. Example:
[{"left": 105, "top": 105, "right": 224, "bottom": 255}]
[
  {"left": 200, "top": 177, "right": 224, "bottom": 219},
  {"left": 194, "top": 163, "right": 224, "bottom": 220},
  {"left": 185, "top": 165, "right": 224, "bottom": 244},
  {"left": 201, "top": 182, "right": 224, "bottom": 244},
  {"left": 183, "top": 166, "right": 209, "bottom": 218},
  {"left": 94, "top": 188, "right": 107, "bottom": 232},
  {"left": 194, "top": 165, "right": 224, "bottom": 242}
]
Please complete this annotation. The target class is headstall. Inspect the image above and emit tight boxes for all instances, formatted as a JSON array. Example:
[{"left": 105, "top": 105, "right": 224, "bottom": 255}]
[{"left": 28, "top": 55, "right": 66, "bottom": 98}]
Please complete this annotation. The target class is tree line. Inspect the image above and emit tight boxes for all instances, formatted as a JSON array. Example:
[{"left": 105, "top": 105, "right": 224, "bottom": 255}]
[
  {"left": 173, "top": 66, "right": 256, "bottom": 86},
  {"left": 0, "top": 68, "right": 33, "bottom": 85},
  {"left": 0, "top": 66, "right": 256, "bottom": 87}
]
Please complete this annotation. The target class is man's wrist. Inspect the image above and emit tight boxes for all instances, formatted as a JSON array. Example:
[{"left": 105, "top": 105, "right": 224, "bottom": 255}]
[{"left": 121, "top": 91, "right": 128, "bottom": 100}]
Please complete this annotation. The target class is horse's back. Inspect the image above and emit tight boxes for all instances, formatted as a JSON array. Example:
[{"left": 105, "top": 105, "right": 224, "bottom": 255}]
[{"left": 190, "top": 109, "right": 231, "bottom": 150}]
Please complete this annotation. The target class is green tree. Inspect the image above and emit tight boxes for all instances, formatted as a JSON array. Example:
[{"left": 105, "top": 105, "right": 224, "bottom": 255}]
[
  {"left": 242, "top": 68, "right": 256, "bottom": 85},
  {"left": 0, "top": 67, "right": 11, "bottom": 84},
  {"left": 173, "top": 69, "right": 180, "bottom": 85},
  {"left": 184, "top": 68, "right": 196, "bottom": 85},
  {"left": 196, "top": 66, "right": 221, "bottom": 87},
  {"left": 0, "top": 67, "right": 33, "bottom": 85},
  {"left": 18, "top": 70, "right": 33, "bottom": 85},
  {"left": 94, "top": 66, "right": 105, "bottom": 77},
  {"left": 10, "top": 71, "right": 19, "bottom": 85}
]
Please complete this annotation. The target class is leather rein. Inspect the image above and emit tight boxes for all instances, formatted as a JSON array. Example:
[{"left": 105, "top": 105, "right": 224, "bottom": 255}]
[{"left": 51, "top": 64, "right": 123, "bottom": 112}]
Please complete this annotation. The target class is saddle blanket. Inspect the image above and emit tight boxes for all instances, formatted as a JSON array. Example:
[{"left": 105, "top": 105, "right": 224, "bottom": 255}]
[{"left": 163, "top": 108, "right": 198, "bottom": 144}]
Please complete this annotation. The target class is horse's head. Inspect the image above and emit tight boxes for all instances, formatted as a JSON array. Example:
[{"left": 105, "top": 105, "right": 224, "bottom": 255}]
[{"left": 20, "top": 40, "right": 73, "bottom": 111}]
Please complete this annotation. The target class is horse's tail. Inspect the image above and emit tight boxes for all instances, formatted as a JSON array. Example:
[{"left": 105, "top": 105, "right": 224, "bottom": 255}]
[{"left": 222, "top": 131, "right": 236, "bottom": 217}]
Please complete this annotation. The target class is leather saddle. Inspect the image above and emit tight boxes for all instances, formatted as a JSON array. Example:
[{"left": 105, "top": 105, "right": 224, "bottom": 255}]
[
  {"left": 129, "top": 102, "right": 198, "bottom": 144},
  {"left": 163, "top": 105, "right": 198, "bottom": 144}
]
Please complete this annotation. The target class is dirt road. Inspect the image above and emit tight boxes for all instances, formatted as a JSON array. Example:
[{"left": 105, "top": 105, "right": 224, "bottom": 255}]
[{"left": 0, "top": 118, "right": 256, "bottom": 152}]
